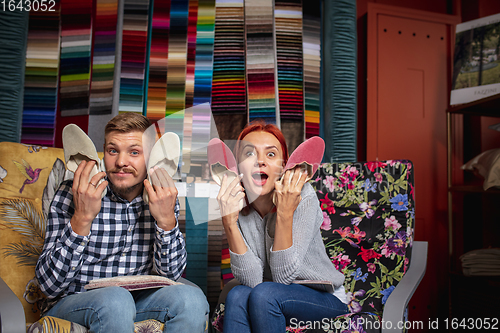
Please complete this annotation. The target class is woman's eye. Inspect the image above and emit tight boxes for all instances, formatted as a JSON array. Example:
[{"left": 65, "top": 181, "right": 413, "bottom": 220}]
[
  {"left": 267, "top": 152, "right": 275, "bottom": 157},
  {"left": 245, "top": 150, "right": 255, "bottom": 157}
]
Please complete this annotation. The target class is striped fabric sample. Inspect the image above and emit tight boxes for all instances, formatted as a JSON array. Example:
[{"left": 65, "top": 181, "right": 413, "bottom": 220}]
[
  {"left": 185, "top": 0, "right": 199, "bottom": 108},
  {"left": 146, "top": 0, "right": 171, "bottom": 121},
  {"left": 302, "top": 0, "right": 321, "bottom": 138},
  {"left": 211, "top": 0, "right": 246, "bottom": 115},
  {"left": 245, "top": 0, "right": 277, "bottom": 124},
  {"left": 89, "top": 0, "right": 119, "bottom": 115},
  {"left": 118, "top": 0, "right": 150, "bottom": 114},
  {"left": 59, "top": 0, "right": 93, "bottom": 117},
  {"left": 275, "top": 0, "right": 303, "bottom": 122},
  {"left": 275, "top": 0, "right": 304, "bottom": 150},
  {"left": 165, "top": 0, "right": 189, "bottom": 115},
  {"left": 21, "top": 3, "right": 61, "bottom": 145},
  {"left": 192, "top": 0, "right": 216, "bottom": 106}
]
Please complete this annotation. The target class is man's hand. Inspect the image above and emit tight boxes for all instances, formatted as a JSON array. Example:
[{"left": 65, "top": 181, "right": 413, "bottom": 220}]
[
  {"left": 71, "top": 160, "right": 107, "bottom": 236},
  {"left": 144, "top": 166, "right": 178, "bottom": 231}
]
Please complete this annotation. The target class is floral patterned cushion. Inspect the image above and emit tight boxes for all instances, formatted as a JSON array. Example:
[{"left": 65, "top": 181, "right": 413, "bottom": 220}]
[{"left": 212, "top": 160, "right": 415, "bottom": 332}]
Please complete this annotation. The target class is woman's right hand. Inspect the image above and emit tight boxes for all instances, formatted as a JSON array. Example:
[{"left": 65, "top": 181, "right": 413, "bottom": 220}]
[{"left": 217, "top": 173, "right": 245, "bottom": 228}]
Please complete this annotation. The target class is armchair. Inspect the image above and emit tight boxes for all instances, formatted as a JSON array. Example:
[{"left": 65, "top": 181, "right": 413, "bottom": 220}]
[
  {"left": 211, "top": 160, "right": 428, "bottom": 333},
  {"left": 0, "top": 142, "right": 208, "bottom": 333}
]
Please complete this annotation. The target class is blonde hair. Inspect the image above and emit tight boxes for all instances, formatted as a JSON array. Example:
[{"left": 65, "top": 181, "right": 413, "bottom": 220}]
[{"left": 105, "top": 112, "right": 152, "bottom": 137}]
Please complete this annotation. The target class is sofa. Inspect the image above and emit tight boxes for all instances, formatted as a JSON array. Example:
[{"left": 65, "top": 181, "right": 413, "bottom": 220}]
[{"left": 0, "top": 141, "right": 428, "bottom": 333}]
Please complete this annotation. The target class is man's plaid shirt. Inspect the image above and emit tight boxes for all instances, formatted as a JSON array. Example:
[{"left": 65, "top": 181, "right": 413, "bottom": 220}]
[{"left": 36, "top": 179, "right": 186, "bottom": 305}]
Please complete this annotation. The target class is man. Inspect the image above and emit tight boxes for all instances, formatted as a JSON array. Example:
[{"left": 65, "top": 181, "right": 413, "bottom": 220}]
[{"left": 35, "top": 113, "right": 209, "bottom": 332}]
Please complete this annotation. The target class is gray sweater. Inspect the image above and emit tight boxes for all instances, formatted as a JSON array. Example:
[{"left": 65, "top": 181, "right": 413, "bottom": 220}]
[{"left": 229, "top": 182, "right": 345, "bottom": 290}]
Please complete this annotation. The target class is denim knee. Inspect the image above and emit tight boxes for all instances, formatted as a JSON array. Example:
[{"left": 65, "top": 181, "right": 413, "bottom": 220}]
[
  {"left": 248, "top": 282, "right": 277, "bottom": 306},
  {"left": 178, "top": 285, "right": 209, "bottom": 316},
  {"left": 92, "top": 286, "right": 136, "bottom": 321},
  {"left": 226, "top": 285, "right": 251, "bottom": 309}
]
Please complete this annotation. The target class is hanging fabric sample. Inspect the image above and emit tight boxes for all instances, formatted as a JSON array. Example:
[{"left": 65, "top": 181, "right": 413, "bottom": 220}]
[
  {"left": 275, "top": 0, "right": 304, "bottom": 151},
  {"left": 302, "top": 0, "right": 321, "bottom": 139},
  {"left": 165, "top": 0, "right": 190, "bottom": 115},
  {"left": 146, "top": 0, "right": 171, "bottom": 121},
  {"left": 323, "top": 0, "right": 357, "bottom": 161},
  {"left": 245, "top": 0, "right": 277, "bottom": 124},
  {"left": 211, "top": 0, "right": 246, "bottom": 115},
  {"left": 89, "top": 0, "right": 119, "bottom": 115},
  {"left": 59, "top": 0, "right": 93, "bottom": 117},
  {"left": 192, "top": 0, "right": 216, "bottom": 106},
  {"left": 20, "top": 5, "right": 60, "bottom": 145},
  {"left": 185, "top": 0, "right": 199, "bottom": 108},
  {"left": 0, "top": 9, "right": 29, "bottom": 143},
  {"left": 118, "top": 0, "right": 150, "bottom": 114}
]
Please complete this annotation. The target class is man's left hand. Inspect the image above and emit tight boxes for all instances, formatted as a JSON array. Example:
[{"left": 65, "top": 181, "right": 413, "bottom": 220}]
[{"left": 144, "top": 166, "right": 178, "bottom": 231}]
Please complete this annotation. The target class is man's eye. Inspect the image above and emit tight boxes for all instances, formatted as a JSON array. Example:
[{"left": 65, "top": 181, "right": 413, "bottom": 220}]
[
  {"left": 109, "top": 149, "right": 117, "bottom": 154},
  {"left": 131, "top": 151, "right": 139, "bottom": 156}
]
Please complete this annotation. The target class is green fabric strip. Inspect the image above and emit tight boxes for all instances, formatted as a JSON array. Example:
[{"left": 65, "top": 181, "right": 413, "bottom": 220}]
[
  {"left": 0, "top": 10, "right": 29, "bottom": 142},
  {"left": 323, "top": 0, "right": 357, "bottom": 162}
]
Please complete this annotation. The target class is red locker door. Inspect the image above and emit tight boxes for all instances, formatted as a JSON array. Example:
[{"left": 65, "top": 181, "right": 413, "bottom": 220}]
[{"left": 367, "top": 4, "right": 459, "bottom": 329}]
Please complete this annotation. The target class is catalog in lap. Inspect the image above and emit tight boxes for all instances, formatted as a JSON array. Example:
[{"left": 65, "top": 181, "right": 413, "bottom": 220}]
[
  {"left": 291, "top": 280, "right": 334, "bottom": 293},
  {"left": 85, "top": 275, "right": 184, "bottom": 291}
]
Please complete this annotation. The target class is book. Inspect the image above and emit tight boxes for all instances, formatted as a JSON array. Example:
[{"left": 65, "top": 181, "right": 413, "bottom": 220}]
[
  {"left": 450, "top": 13, "right": 500, "bottom": 105},
  {"left": 292, "top": 280, "right": 334, "bottom": 293},
  {"left": 84, "top": 275, "right": 183, "bottom": 291}
]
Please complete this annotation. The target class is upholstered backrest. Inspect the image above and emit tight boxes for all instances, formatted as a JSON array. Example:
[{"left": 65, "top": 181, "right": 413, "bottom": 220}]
[
  {"left": 0, "top": 142, "right": 70, "bottom": 324},
  {"left": 309, "top": 160, "right": 414, "bottom": 316}
]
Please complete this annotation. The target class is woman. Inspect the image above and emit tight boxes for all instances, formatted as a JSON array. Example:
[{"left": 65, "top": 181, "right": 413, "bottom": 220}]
[{"left": 217, "top": 120, "right": 348, "bottom": 332}]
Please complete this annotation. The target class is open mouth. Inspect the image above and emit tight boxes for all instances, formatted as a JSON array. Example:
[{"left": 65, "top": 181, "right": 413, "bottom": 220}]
[{"left": 251, "top": 171, "right": 268, "bottom": 186}]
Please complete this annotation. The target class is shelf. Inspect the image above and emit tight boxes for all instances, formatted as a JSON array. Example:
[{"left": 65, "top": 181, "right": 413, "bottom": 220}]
[
  {"left": 449, "top": 185, "right": 500, "bottom": 193},
  {"left": 447, "top": 93, "right": 500, "bottom": 116},
  {"left": 449, "top": 270, "right": 500, "bottom": 281}
]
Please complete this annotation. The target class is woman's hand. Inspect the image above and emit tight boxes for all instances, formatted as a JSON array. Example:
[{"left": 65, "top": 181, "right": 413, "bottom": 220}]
[
  {"left": 71, "top": 160, "right": 107, "bottom": 236},
  {"left": 274, "top": 166, "right": 308, "bottom": 216},
  {"left": 217, "top": 173, "right": 247, "bottom": 254},
  {"left": 217, "top": 173, "right": 245, "bottom": 228},
  {"left": 273, "top": 166, "right": 308, "bottom": 251},
  {"left": 144, "top": 166, "right": 178, "bottom": 231}
]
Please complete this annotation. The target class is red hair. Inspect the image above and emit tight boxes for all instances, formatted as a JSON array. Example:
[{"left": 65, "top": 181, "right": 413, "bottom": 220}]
[{"left": 235, "top": 120, "right": 289, "bottom": 166}]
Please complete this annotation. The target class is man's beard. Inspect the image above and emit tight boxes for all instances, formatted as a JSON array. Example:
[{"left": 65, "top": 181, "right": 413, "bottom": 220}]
[
  {"left": 109, "top": 180, "right": 143, "bottom": 198},
  {"left": 107, "top": 167, "right": 143, "bottom": 198}
]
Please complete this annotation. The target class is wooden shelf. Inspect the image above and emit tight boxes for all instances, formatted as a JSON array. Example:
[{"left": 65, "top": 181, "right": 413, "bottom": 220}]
[{"left": 447, "top": 94, "right": 500, "bottom": 117}]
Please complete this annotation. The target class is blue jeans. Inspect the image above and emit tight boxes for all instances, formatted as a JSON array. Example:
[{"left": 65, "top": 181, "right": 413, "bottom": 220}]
[
  {"left": 223, "top": 282, "right": 349, "bottom": 333},
  {"left": 44, "top": 283, "right": 209, "bottom": 333}
]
